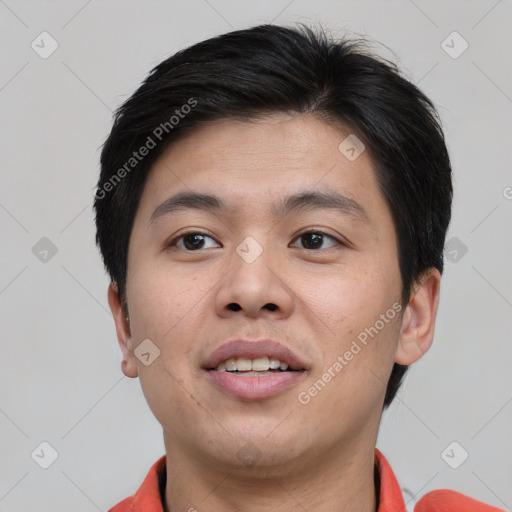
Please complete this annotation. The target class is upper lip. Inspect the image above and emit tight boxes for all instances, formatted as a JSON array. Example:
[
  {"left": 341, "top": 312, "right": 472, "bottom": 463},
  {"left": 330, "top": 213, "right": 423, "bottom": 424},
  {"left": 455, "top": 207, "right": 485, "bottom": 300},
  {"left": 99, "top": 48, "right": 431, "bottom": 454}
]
[{"left": 203, "top": 339, "right": 307, "bottom": 371}]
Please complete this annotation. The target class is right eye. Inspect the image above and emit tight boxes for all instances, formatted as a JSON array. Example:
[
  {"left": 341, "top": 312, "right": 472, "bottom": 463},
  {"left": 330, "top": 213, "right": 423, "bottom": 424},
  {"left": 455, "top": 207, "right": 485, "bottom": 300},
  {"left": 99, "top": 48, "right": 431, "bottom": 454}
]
[{"left": 165, "top": 231, "right": 221, "bottom": 251}]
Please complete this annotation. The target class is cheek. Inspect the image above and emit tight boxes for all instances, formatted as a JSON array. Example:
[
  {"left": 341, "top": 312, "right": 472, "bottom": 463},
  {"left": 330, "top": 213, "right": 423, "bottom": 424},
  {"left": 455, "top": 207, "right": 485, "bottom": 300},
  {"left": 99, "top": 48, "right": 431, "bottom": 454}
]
[
  {"left": 296, "top": 259, "right": 401, "bottom": 392},
  {"left": 138, "top": 364, "right": 201, "bottom": 444},
  {"left": 127, "top": 258, "right": 210, "bottom": 341},
  {"left": 128, "top": 264, "right": 209, "bottom": 435},
  {"left": 299, "top": 314, "right": 401, "bottom": 426},
  {"left": 297, "top": 259, "right": 397, "bottom": 334}
]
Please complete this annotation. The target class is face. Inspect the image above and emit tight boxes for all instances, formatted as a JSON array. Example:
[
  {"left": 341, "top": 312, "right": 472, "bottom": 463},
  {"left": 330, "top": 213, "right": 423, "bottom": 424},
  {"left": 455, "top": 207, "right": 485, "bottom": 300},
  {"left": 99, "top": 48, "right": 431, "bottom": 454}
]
[{"left": 110, "top": 113, "right": 433, "bottom": 475}]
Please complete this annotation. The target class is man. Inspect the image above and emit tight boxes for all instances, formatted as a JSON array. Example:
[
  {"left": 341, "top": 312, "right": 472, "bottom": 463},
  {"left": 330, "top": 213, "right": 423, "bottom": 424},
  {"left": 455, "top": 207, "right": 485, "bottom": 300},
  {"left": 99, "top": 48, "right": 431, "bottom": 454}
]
[{"left": 94, "top": 24, "right": 502, "bottom": 512}]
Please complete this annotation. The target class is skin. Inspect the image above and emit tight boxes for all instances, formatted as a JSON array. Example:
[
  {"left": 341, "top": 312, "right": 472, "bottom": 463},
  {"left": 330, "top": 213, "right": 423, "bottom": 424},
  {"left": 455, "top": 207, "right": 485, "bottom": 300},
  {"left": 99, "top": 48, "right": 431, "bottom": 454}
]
[{"left": 108, "top": 113, "right": 440, "bottom": 512}]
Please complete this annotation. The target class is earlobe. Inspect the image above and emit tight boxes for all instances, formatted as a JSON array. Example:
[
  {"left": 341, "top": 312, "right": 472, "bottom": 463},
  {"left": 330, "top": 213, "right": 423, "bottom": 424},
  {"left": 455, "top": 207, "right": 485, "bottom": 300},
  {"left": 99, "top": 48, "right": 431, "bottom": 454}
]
[
  {"left": 107, "top": 282, "right": 139, "bottom": 378},
  {"left": 394, "top": 269, "right": 441, "bottom": 366}
]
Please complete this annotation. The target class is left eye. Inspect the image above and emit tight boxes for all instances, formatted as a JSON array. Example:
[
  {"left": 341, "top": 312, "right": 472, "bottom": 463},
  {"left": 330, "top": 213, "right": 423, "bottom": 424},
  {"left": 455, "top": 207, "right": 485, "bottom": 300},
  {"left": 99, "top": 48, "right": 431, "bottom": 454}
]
[{"left": 290, "top": 231, "right": 340, "bottom": 250}]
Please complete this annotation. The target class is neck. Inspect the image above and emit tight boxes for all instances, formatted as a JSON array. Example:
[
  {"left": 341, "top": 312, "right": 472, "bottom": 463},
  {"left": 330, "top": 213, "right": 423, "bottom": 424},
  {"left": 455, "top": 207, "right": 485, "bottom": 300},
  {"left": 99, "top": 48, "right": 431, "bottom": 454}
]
[{"left": 162, "top": 436, "right": 379, "bottom": 512}]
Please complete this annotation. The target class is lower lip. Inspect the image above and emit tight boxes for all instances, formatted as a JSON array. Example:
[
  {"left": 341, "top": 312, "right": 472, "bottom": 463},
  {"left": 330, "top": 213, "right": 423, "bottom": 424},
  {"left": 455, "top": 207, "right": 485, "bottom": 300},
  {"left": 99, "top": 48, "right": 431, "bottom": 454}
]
[{"left": 206, "top": 370, "right": 305, "bottom": 400}]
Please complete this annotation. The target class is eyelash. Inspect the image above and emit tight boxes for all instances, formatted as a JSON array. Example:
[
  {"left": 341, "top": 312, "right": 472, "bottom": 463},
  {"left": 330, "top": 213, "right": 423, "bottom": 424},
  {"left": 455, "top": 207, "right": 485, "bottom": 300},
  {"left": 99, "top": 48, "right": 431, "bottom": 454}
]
[{"left": 165, "top": 229, "right": 344, "bottom": 251}]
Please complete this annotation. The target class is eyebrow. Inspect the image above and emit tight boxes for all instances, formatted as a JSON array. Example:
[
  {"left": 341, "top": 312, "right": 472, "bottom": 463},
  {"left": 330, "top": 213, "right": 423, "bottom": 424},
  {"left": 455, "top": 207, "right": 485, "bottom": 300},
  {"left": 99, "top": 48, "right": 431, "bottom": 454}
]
[{"left": 150, "top": 189, "right": 370, "bottom": 224}]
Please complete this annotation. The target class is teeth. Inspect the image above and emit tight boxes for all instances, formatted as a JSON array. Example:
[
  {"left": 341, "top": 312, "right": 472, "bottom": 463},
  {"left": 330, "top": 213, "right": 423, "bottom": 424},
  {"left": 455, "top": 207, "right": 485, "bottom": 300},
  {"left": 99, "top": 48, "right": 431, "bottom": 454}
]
[
  {"left": 215, "top": 356, "right": 291, "bottom": 372},
  {"left": 269, "top": 358, "right": 280, "bottom": 370},
  {"left": 252, "top": 357, "right": 269, "bottom": 371},
  {"left": 236, "top": 358, "right": 252, "bottom": 371},
  {"left": 225, "top": 358, "right": 237, "bottom": 371}
]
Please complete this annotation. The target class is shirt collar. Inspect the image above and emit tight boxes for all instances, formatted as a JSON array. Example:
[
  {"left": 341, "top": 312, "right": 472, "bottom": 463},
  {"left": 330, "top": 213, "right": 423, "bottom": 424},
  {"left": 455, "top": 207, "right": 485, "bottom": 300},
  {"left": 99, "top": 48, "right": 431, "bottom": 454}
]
[{"left": 110, "top": 448, "right": 406, "bottom": 511}]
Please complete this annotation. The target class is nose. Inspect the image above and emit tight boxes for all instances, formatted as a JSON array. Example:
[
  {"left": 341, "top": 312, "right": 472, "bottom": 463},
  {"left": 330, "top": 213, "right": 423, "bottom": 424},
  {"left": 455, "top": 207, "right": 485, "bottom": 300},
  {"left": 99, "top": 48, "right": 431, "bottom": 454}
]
[{"left": 214, "top": 237, "right": 294, "bottom": 320}]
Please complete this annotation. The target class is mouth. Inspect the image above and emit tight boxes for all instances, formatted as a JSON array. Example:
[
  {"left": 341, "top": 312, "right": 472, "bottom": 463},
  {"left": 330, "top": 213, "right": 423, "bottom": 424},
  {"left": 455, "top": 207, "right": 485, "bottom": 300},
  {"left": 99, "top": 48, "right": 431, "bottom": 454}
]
[
  {"left": 202, "top": 340, "right": 308, "bottom": 400},
  {"left": 211, "top": 355, "right": 300, "bottom": 373}
]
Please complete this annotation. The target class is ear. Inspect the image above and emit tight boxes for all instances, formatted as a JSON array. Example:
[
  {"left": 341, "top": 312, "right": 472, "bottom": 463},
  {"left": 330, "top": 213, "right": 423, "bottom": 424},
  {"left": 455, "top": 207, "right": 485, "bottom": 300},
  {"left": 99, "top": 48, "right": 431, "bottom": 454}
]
[
  {"left": 107, "top": 282, "right": 138, "bottom": 378},
  {"left": 394, "top": 268, "right": 441, "bottom": 365}
]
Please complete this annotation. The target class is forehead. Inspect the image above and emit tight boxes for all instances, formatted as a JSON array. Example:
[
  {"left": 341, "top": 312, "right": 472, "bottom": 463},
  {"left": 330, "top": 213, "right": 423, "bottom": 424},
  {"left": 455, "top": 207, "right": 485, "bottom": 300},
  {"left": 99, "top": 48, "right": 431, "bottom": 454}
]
[
  {"left": 154, "top": 114, "right": 363, "bottom": 174},
  {"left": 137, "top": 113, "right": 390, "bottom": 224},
  {"left": 142, "top": 114, "right": 376, "bottom": 192}
]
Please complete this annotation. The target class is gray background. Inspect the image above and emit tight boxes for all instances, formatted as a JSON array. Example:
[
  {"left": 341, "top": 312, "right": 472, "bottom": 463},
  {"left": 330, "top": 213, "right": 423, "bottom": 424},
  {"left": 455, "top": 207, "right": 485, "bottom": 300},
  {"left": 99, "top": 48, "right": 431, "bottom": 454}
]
[{"left": 1, "top": 0, "right": 511, "bottom": 510}]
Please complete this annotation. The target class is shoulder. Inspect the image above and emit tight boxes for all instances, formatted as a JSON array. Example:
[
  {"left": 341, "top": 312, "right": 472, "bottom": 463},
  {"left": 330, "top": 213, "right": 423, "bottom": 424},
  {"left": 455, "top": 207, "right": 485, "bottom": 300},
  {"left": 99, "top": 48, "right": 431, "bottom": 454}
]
[
  {"left": 107, "top": 455, "right": 167, "bottom": 512},
  {"left": 108, "top": 495, "right": 133, "bottom": 512},
  {"left": 414, "top": 489, "right": 506, "bottom": 512}
]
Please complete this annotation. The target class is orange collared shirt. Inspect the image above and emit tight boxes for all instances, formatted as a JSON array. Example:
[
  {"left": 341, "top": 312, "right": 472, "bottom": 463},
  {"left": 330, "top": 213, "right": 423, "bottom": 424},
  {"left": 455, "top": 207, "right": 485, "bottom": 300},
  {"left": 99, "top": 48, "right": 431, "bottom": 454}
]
[{"left": 108, "top": 448, "right": 504, "bottom": 511}]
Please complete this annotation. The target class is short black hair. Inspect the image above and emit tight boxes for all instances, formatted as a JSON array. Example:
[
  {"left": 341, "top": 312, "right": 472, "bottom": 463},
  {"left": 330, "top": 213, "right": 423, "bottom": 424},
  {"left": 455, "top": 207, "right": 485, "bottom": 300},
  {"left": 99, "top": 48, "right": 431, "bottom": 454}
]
[{"left": 94, "top": 23, "right": 452, "bottom": 408}]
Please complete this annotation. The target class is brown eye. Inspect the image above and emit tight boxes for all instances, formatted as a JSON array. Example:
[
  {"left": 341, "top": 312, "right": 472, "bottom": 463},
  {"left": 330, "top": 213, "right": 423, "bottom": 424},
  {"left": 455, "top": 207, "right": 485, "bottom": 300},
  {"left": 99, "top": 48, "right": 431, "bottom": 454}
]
[
  {"left": 167, "top": 232, "right": 220, "bottom": 251},
  {"left": 291, "top": 231, "right": 340, "bottom": 250}
]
